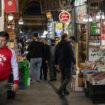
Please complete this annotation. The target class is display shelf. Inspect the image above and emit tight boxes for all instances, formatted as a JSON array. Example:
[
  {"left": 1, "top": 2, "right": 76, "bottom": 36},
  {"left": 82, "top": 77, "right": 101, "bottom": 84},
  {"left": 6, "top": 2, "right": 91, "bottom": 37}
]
[
  {"left": 84, "top": 81, "right": 105, "bottom": 104},
  {"left": 77, "top": 24, "right": 87, "bottom": 62}
]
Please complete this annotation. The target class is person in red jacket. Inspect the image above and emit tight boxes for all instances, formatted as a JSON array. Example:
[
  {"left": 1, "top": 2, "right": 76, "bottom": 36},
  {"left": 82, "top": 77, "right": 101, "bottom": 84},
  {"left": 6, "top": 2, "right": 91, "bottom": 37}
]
[{"left": 0, "top": 31, "right": 19, "bottom": 104}]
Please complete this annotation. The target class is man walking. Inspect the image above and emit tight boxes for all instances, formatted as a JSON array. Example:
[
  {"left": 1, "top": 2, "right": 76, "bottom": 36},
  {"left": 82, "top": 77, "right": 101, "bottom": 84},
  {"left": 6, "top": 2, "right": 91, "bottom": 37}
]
[
  {"left": 49, "top": 39, "right": 57, "bottom": 81},
  {"left": 28, "top": 33, "right": 44, "bottom": 82},
  {"left": 55, "top": 33, "right": 75, "bottom": 96},
  {"left": 0, "top": 31, "right": 19, "bottom": 104}
]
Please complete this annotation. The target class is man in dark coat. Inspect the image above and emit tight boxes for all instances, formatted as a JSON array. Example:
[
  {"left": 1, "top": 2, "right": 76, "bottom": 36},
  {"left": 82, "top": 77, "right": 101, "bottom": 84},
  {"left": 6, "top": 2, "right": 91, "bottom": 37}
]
[
  {"left": 49, "top": 39, "right": 57, "bottom": 81},
  {"left": 55, "top": 33, "right": 75, "bottom": 96},
  {"left": 40, "top": 39, "right": 50, "bottom": 80},
  {"left": 27, "top": 33, "right": 44, "bottom": 82}
]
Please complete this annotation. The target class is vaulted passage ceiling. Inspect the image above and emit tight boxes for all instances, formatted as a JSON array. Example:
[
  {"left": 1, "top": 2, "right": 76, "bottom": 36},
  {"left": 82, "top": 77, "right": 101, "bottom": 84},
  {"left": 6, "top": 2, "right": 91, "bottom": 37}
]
[
  {"left": 23, "top": 1, "right": 41, "bottom": 16},
  {"left": 18, "top": 0, "right": 47, "bottom": 32},
  {"left": 19, "top": 0, "right": 42, "bottom": 15},
  {"left": 18, "top": 0, "right": 74, "bottom": 32}
]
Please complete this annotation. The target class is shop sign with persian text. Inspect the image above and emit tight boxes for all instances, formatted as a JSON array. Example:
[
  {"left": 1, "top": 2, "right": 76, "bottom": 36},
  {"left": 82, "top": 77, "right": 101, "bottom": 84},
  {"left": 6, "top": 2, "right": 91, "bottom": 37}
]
[{"left": 59, "top": 10, "right": 71, "bottom": 23}]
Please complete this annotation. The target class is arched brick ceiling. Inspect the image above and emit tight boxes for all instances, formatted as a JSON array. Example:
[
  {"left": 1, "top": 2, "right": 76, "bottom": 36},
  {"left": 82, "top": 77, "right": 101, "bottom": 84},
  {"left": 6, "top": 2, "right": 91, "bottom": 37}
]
[
  {"left": 23, "top": 1, "right": 41, "bottom": 16},
  {"left": 19, "top": 0, "right": 44, "bottom": 14}
]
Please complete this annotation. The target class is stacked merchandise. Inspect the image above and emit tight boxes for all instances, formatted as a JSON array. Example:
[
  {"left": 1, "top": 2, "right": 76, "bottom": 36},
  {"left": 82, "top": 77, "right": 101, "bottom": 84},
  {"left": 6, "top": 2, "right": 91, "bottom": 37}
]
[
  {"left": 77, "top": 24, "right": 87, "bottom": 62},
  {"left": 79, "top": 61, "right": 105, "bottom": 104},
  {"left": 78, "top": 62, "right": 96, "bottom": 87}
]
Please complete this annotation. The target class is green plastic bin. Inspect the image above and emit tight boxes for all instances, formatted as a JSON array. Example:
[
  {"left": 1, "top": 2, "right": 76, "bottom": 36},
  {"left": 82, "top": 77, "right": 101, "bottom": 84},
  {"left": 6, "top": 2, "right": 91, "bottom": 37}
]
[{"left": 18, "top": 60, "right": 29, "bottom": 88}]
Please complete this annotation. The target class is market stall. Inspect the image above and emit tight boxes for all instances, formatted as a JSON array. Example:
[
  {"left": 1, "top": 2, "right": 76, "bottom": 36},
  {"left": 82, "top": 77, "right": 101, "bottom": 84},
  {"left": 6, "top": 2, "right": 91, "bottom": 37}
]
[
  {"left": 73, "top": 0, "right": 105, "bottom": 104},
  {"left": 78, "top": 61, "right": 105, "bottom": 104}
]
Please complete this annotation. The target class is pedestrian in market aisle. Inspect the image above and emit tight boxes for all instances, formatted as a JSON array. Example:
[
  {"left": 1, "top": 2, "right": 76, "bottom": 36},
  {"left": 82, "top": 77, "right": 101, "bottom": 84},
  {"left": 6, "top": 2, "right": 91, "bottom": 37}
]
[
  {"left": 0, "top": 31, "right": 19, "bottom": 104},
  {"left": 70, "top": 36, "right": 76, "bottom": 75},
  {"left": 40, "top": 39, "right": 50, "bottom": 80},
  {"left": 28, "top": 33, "right": 44, "bottom": 82},
  {"left": 55, "top": 33, "right": 76, "bottom": 96},
  {"left": 49, "top": 39, "right": 57, "bottom": 81}
]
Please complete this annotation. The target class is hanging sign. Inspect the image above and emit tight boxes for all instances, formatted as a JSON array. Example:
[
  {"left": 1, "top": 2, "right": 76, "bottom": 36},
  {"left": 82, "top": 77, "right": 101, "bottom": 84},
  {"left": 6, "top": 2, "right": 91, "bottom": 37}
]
[
  {"left": 46, "top": 11, "right": 52, "bottom": 19},
  {"left": 4, "top": 0, "right": 17, "bottom": 13},
  {"left": 59, "top": 10, "right": 71, "bottom": 23}
]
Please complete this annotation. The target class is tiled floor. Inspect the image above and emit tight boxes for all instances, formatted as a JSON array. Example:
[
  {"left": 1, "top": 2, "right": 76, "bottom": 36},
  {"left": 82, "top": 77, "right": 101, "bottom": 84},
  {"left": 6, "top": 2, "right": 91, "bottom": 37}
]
[{"left": 7, "top": 80, "right": 95, "bottom": 105}]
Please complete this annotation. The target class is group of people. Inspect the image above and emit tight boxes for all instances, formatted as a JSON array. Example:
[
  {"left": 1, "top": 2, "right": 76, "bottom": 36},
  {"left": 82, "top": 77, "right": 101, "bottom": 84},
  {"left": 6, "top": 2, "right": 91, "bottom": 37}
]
[
  {"left": 0, "top": 31, "right": 76, "bottom": 105},
  {"left": 27, "top": 33, "right": 57, "bottom": 82},
  {"left": 27, "top": 32, "right": 76, "bottom": 96}
]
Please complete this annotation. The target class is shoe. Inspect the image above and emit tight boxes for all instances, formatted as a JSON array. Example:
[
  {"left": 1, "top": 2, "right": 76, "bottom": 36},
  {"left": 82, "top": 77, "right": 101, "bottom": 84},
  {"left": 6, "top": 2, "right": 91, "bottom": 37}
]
[
  {"left": 53, "top": 78, "right": 57, "bottom": 81},
  {"left": 56, "top": 89, "right": 64, "bottom": 97},
  {"left": 36, "top": 80, "right": 40, "bottom": 83},
  {"left": 63, "top": 89, "right": 70, "bottom": 95},
  {"left": 50, "top": 79, "right": 57, "bottom": 81},
  {"left": 50, "top": 79, "right": 54, "bottom": 81},
  {"left": 7, "top": 90, "right": 16, "bottom": 100},
  {"left": 44, "top": 77, "right": 47, "bottom": 80}
]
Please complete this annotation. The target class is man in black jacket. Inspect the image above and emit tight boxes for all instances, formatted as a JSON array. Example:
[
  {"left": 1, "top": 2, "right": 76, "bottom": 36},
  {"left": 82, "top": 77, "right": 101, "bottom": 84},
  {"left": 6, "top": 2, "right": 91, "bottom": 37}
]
[
  {"left": 40, "top": 39, "right": 50, "bottom": 80},
  {"left": 55, "top": 33, "right": 75, "bottom": 96},
  {"left": 28, "top": 33, "right": 44, "bottom": 82},
  {"left": 49, "top": 39, "right": 57, "bottom": 81}
]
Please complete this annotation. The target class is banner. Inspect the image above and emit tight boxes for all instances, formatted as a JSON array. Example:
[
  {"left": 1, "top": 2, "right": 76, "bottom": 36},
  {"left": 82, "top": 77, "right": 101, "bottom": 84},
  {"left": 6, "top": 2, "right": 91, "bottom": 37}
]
[{"left": 4, "top": 0, "right": 17, "bottom": 13}]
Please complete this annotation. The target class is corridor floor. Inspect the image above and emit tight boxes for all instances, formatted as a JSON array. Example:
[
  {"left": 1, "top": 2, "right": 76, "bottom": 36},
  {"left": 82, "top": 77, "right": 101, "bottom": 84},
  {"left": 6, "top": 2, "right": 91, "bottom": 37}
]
[{"left": 7, "top": 80, "right": 94, "bottom": 105}]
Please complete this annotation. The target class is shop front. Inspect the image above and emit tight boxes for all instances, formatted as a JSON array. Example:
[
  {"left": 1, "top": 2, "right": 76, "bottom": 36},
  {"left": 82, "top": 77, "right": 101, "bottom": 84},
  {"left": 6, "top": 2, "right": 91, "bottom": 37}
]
[{"left": 74, "top": 0, "right": 105, "bottom": 103}]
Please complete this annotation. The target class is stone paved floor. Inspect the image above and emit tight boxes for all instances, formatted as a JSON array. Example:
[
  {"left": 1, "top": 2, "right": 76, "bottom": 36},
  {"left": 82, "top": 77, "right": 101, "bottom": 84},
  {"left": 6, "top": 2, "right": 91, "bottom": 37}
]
[{"left": 7, "top": 79, "right": 95, "bottom": 105}]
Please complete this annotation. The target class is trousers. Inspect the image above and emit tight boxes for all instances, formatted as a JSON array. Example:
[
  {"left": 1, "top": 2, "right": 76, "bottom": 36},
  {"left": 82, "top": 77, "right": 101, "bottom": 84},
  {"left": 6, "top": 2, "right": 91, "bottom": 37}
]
[
  {"left": 0, "top": 80, "right": 8, "bottom": 105},
  {"left": 30, "top": 58, "right": 42, "bottom": 81},
  {"left": 59, "top": 67, "right": 71, "bottom": 91}
]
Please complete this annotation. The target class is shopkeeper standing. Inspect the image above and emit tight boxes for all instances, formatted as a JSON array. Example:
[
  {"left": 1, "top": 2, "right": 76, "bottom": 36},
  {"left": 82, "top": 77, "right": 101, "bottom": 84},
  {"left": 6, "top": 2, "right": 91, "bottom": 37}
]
[{"left": 0, "top": 31, "right": 19, "bottom": 104}]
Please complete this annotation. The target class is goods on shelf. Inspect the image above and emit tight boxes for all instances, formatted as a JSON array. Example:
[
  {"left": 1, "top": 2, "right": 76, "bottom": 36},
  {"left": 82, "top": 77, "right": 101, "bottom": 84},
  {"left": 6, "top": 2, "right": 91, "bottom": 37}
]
[{"left": 78, "top": 60, "right": 105, "bottom": 104}]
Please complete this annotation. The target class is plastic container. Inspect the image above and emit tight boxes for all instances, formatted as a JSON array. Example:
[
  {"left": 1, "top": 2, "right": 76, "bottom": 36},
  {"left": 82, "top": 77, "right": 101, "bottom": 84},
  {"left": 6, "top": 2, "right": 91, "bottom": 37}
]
[{"left": 18, "top": 60, "right": 29, "bottom": 88}]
